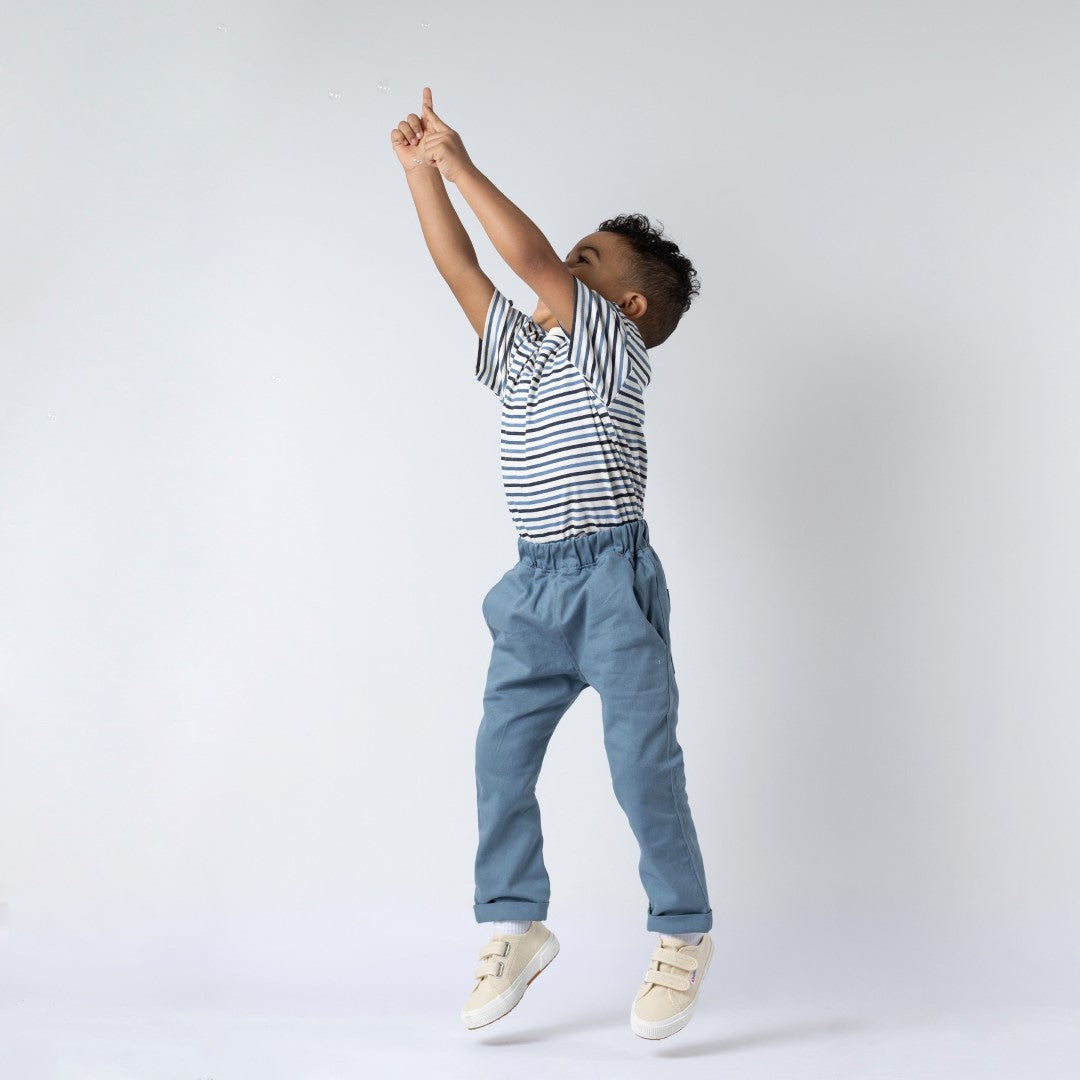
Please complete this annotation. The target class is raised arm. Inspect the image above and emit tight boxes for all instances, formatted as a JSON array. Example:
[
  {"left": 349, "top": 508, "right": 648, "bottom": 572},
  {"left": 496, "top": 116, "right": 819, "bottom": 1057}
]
[
  {"left": 405, "top": 168, "right": 496, "bottom": 337},
  {"left": 392, "top": 104, "right": 495, "bottom": 337},
  {"left": 454, "top": 167, "right": 576, "bottom": 334},
  {"left": 417, "top": 88, "right": 576, "bottom": 335}
]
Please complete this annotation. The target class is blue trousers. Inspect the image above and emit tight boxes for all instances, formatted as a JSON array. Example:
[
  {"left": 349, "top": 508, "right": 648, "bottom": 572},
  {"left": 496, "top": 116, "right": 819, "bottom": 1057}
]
[{"left": 474, "top": 517, "right": 712, "bottom": 934}]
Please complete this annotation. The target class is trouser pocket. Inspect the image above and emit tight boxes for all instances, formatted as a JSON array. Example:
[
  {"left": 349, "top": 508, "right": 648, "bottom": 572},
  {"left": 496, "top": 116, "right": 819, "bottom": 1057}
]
[
  {"left": 624, "top": 546, "right": 671, "bottom": 651},
  {"left": 634, "top": 546, "right": 675, "bottom": 673},
  {"left": 481, "top": 561, "right": 522, "bottom": 636}
]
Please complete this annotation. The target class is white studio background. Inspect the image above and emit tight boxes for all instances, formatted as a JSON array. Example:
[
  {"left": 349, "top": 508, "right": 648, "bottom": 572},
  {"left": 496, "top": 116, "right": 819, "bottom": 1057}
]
[{"left": 3, "top": 0, "right": 1080, "bottom": 1042}]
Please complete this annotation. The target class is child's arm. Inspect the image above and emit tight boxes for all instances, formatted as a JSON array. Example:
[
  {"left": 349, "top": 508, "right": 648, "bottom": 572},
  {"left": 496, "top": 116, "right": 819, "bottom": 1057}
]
[
  {"left": 418, "top": 89, "right": 576, "bottom": 335},
  {"left": 392, "top": 106, "right": 495, "bottom": 337},
  {"left": 404, "top": 167, "right": 496, "bottom": 337}
]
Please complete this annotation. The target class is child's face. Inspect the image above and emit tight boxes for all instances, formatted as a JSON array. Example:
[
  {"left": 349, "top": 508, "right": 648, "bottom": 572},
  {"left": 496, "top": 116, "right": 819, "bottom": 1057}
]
[{"left": 532, "top": 231, "right": 632, "bottom": 332}]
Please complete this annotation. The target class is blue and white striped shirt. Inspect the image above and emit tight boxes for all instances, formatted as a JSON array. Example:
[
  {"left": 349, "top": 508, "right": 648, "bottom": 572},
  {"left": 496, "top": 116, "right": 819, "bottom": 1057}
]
[{"left": 475, "top": 276, "right": 652, "bottom": 543}]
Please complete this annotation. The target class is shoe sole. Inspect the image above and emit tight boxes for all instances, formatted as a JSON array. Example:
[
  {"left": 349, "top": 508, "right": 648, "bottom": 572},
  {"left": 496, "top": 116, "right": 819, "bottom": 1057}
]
[
  {"left": 630, "top": 936, "right": 714, "bottom": 1040},
  {"left": 461, "top": 931, "right": 560, "bottom": 1030}
]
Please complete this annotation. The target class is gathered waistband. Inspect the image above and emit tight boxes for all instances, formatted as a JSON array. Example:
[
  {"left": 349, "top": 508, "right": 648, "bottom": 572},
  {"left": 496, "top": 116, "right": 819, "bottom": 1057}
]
[{"left": 516, "top": 518, "right": 651, "bottom": 571}]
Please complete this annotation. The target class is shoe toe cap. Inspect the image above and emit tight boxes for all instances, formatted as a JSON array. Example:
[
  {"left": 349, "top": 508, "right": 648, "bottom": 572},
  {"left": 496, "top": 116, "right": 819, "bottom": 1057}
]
[{"left": 633, "top": 985, "right": 685, "bottom": 1022}]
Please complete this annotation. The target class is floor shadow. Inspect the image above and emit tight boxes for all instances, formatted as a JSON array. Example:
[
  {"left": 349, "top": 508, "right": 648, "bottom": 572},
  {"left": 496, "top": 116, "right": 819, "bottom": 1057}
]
[
  {"left": 477, "top": 1011, "right": 623, "bottom": 1045},
  {"left": 657, "top": 1015, "right": 872, "bottom": 1058}
]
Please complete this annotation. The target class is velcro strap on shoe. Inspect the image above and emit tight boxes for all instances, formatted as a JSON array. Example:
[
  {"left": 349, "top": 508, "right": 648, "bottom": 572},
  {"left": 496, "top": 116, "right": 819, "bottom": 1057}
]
[
  {"left": 473, "top": 958, "right": 504, "bottom": 979},
  {"left": 478, "top": 940, "right": 512, "bottom": 960},
  {"left": 651, "top": 946, "right": 698, "bottom": 971},
  {"left": 644, "top": 968, "right": 691, "bottom": 991}
]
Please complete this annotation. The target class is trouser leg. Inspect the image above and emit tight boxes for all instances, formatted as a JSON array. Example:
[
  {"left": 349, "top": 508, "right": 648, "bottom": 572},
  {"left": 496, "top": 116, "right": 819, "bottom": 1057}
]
[
  {"left": 574, "top": 544, "right": 713, "bottom": 934},
  {"left": 473, "top": 566, "right": 587, "bottom": 923}
]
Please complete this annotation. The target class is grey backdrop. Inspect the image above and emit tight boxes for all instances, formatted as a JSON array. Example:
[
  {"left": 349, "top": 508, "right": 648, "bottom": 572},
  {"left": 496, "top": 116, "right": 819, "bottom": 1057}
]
[{"left": 2, "top": 0, "right": 1078, "bottom": 1063}]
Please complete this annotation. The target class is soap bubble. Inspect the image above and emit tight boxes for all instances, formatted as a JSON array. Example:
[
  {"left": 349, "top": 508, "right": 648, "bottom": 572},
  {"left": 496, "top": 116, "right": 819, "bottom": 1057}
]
[
  {"left": 216, "top": 23, "right": 227, "bottom": 32},
  {"left": 376, "top": 80, "right": 390, "bottom": 94},
  {"left": 46, "top": 412, "right": 57, "bottom": 421},
  {"left": 328, "top": 87, "right": 341, "bottom": 99},
  {"left": 419, "top": 21, "right": 431, "bottom": 30},
  {"left": 270, "top": 373, "right": 284, "bottom": 382}
]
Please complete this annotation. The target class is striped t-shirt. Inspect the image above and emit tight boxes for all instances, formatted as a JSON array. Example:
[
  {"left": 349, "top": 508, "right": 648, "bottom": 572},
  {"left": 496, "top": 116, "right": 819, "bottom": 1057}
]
[{"left": 475, "top": 275, "right": 652, "bottom": 543}]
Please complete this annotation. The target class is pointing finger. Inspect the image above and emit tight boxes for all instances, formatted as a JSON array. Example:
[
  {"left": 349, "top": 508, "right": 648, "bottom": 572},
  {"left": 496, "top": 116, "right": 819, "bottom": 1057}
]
[{"left": 421, "top": 85, "right": 444, "bottom": 129}]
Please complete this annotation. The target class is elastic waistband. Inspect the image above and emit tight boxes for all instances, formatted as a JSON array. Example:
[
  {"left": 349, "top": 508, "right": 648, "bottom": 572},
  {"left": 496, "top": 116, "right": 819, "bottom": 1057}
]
[{"left": 517, "top": 518, "right": 650, "bottom": 570}]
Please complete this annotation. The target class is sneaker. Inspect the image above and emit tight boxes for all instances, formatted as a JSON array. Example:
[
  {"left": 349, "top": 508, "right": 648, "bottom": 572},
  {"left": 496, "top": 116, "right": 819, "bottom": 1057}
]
[
  {"left": 461, "top": 921, "right": 560, "bottom": 1030},
  {"left": 630, "top": 933, "right": 713, "bottom": 1040}
]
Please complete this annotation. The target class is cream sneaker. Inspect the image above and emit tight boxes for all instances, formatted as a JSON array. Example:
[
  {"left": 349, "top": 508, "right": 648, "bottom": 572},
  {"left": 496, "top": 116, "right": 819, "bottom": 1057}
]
[
  {"left": 630, "top": 933, "right": 713, "bottom": 1039},
  {"left": 461, "top": 921, "right": 560, "bottom": 1030}
]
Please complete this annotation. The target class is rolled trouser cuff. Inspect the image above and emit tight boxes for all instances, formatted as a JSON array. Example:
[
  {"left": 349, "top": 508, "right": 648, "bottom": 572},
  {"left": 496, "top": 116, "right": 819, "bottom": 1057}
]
[
  {"left": 646, "top": 909, "right": 713, "bottom": 934},
  {"left": 474, "top": 900, "right": 549, "bottom": 923}
]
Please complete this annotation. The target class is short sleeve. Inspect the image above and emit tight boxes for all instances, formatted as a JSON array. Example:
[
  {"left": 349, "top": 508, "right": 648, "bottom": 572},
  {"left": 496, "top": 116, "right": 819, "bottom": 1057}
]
[
  {"left": 475, "top": 286, "right": 532, "bottom": 399},
  {"left": 564, "top": 276, "right": 651, "bottom": 405}
]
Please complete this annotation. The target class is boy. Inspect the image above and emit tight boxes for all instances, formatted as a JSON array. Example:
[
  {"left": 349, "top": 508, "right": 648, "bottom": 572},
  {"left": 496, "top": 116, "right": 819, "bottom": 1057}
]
[{"left": 391, "top": 88, "right": 713, "bottom": 1040}]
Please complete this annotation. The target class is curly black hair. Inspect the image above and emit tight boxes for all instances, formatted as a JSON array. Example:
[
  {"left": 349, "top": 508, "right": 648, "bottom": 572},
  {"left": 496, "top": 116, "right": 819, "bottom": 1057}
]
[{"left": 596, "top": 213, "right": 701, "bottom": 348}]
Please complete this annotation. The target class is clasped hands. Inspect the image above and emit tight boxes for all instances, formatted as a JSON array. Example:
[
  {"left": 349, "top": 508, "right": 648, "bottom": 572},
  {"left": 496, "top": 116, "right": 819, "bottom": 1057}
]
[{"left": 390, "top": 85, "right": 474, "bottom": 183}]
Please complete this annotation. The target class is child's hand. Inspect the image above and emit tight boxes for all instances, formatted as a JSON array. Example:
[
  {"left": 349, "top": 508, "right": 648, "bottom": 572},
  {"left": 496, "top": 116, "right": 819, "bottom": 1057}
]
[
  {"left": 390, "top": 106, "right": 430, "bottom": 174},
  {"left": 416, "top": 86, "right": 474, "bottom": 184}
]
